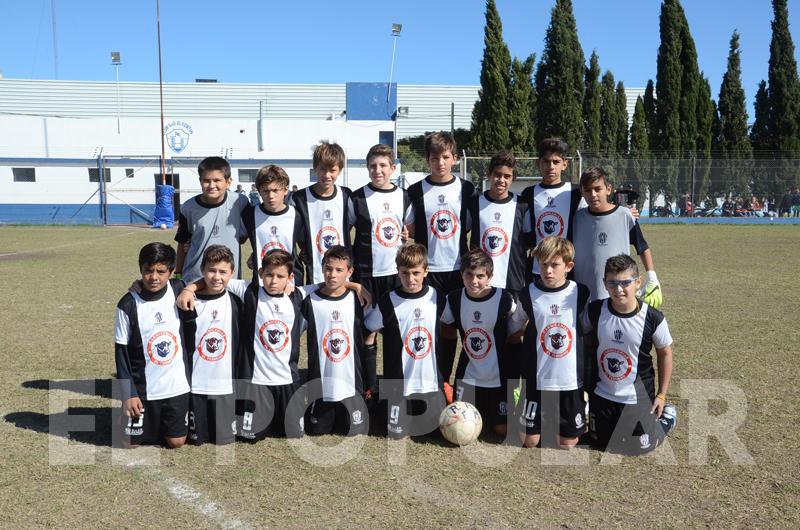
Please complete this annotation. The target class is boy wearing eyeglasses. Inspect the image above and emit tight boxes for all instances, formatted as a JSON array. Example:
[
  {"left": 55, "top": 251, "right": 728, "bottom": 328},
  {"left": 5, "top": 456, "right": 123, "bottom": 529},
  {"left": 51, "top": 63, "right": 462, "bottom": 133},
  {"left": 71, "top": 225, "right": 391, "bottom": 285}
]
[
  {"left": 572, "top": 167, "right": 662, "bottom": 308},
  {"left": 581, "top": 254, "right": 676, "bottom": 455}
]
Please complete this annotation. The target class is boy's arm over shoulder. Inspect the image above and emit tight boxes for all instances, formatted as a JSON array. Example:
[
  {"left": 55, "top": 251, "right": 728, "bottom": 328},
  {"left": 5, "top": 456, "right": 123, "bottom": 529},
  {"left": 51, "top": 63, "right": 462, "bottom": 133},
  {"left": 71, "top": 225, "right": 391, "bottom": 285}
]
[{"left": 226, "top": 278, "right": 250, "bottom": 300}]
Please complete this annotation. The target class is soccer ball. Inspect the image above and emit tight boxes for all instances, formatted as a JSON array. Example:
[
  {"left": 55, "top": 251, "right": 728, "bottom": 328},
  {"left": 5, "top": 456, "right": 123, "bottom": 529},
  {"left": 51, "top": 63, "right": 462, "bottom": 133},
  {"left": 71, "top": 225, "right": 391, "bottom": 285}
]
[
  {"left": 159, "top": 223, "right": 167, "bottom": 230},
  {"left": 439, "top": 401, "right": 482, "bottom": 446}
]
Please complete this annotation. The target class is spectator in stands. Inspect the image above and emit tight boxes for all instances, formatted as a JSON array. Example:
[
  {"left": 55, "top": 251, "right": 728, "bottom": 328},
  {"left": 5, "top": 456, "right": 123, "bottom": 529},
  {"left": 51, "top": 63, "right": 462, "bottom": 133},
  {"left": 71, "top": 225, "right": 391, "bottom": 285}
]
[
  {"left": 678, "top": 191, "right": 691, "bottom": 217},
  {"left": 779, "top": 189, "right": 793, "bottom": 217},
  {"left": 749, "top": 196, "right": 761, "bottom": 212},
  {"left": 721, "top": 196, "right": 736, "bottom": 217},
  {"left": 792, "top": 187, "right": 800, "bottom": 218}
]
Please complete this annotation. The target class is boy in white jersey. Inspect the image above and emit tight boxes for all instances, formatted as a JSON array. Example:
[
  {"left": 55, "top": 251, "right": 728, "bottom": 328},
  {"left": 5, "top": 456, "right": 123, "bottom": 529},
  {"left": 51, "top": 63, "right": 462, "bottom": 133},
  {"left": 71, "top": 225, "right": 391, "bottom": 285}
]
[
  {"left": 181, "top": 245, "right": 242, "bottom": 445},
  {"left": 407, "top": 132, "right": 475, "bottom": 295},
  {"left": 178, "top": 249, "right": 310, "bottom": 439},
  {"left": 242, "top": 164, "right": 305, "bottom": 285},
  {"left": 292, "top": 141, "right": 356, "bottom": 285},
  {"left": 175, "top": 157, "right": 249, "bottom": 282},
  {"left": 115, "top": 243, "right": 190, "bottom": 448},
  {"left": 441, "top": 249, "right": 516, "bottom": 437},
  {"left": 509, "top": 237, "right": 590, "bottom": 449},
  {"left": 302, "top": 246, "right": 374, "bottom": 436},
  {"left": 583, "top": 255, "right": 676, "bottom": 455},
  {"left": 572, "top": 167, "right": 662, "bottom": 307},
  {"left": 364, "top": 243, "right": 451, "bottom": 438}
]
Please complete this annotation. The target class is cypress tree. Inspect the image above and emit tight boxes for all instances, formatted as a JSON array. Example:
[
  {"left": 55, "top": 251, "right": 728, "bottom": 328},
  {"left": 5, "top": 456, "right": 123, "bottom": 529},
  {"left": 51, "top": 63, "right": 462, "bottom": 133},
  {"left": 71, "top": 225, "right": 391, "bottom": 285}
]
[
  {"left": 508, "top": 54, "right": 536, "bottom": 153},
  {"left": 768, "top": 0, "right": 800, "bottom": 158},
  {"left": 695, "top": 76, "right": 715, "bottom": 201},
  {"left": 534, "top": 0, "right": 585, "bottom": 151},
  {"left": 599, "top": 71, "right": 618, "bottom": 158},
  {"left": 615, "top": 81, "right": 629, "bottom": 155},
  {"left": 583, "top": 51, "right": 602, "bottom": 154},
  {"left": 629, "top": 96, "right": 650, "bottom": 210},
  {"left": 678, "top": 4, "right": 700, "bottom": 159},
  {"left": 655, "top": 0, "right": 683, "bottom": 203},
  {"left": 471, "top": 0, "right": 512, "bottom": 154},
  {"left": 643, "top": 79, "right": 658, "bottom": 149},
  {"left": 750, "top": 80, "right": 771, "bottom": 153},
  {"left": 717, "top": 31, "right": 752, "bottom": 198}
]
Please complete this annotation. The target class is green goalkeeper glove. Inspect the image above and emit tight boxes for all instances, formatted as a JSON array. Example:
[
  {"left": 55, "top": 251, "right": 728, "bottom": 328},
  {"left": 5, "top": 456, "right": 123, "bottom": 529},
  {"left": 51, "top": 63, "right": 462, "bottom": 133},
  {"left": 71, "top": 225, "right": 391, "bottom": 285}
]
[{"left": 641, "top": 270, "right": 663, "bottom": 309}]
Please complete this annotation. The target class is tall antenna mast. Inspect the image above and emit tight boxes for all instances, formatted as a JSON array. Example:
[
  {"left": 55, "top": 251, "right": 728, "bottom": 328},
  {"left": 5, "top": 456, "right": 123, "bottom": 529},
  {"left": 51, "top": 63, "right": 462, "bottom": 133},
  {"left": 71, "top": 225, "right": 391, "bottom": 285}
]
[{"left": 51, "top": 0, "right": 59, "bottom": 79}]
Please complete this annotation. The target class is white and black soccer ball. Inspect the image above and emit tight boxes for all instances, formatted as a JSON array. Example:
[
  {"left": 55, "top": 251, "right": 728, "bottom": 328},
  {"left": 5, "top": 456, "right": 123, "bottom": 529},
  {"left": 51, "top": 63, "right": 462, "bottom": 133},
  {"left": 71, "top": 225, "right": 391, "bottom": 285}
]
[{"left": 439, "top": 401, "right": 482, "bottom": 446}]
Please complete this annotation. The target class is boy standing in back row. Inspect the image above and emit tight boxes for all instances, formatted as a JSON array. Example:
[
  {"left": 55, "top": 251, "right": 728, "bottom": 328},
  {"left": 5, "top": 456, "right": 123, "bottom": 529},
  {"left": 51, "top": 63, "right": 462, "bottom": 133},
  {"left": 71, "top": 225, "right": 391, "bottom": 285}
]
[{"left": 407, "top": 132, "right": 475, "bottom": 295}]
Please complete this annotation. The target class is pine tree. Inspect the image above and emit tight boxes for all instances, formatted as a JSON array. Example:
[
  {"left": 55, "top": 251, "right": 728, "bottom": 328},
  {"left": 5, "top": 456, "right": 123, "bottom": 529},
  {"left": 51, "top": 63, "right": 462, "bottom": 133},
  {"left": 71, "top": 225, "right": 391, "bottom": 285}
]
[
  {"left": 599, "top": 71, "right": 617, "bottom": 158},
  {"left": 508, "top": 54, "right": 536, "bottom": 153},
  {"left": 583, "top": 51, "right": 602, "bottom": 154},
  {"left": 629, "top": 96, "right": 650, "bottom": 210},
  {"left": 471, "top": 0, "right": 512, "bottom": 154},
  {"left": 615, "top": 81, "right": 629, "bottom": 155},
  {"left": 534, "top": 0, "right": 585, "bottom": 152}
]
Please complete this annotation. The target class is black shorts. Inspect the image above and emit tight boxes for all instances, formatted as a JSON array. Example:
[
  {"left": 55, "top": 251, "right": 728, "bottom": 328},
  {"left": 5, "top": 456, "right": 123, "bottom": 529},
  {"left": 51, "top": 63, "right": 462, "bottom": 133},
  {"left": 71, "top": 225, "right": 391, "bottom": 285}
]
[
  {"left": 517, "top": 387, "right": 586, "bottom": 438},
  {"left": 121, "top": 393, "right": 189, "bottom": 445},
  {"left": 386, "top": 391, "right": 446, "bottom": 439},
  {"left": 237, "top": 382, "right": 304, "bottom": 440},
  {"left": 588, "top": 393, "right": 666, "bottom": 455},
  {"left": 356, "top": 274, "right": 399, "bottom": 306},
  {"left": 306, "top": 396, "right": 368, "bottom": 436},
  {"left": 426, "top": 270, "right": 463, "bottom": 296},
  {"left": 455, "top": 382, "right": 508, "bottom": 429},
  {"left": 188, "top": 393, "right": 236, "bottom": 445}
]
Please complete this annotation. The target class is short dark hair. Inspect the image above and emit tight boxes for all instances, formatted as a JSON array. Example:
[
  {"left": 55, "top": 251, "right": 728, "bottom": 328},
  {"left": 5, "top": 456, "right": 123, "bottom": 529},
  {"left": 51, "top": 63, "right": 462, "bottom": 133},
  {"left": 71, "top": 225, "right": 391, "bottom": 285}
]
[
  {"left": 260, "top": 249, "right": 294, "bottom": 275},
  {"left": 538, "top": 138, "right": 569, "bottom": 158},
  {"left": 604, "top": 254, "right": 639, "bottom": 279},
  {"left": 580, "top": 166, "right": 612, "bottom": 189},
  {"left": 255, "top": 165, "right": 290, "bottom": 190},
  {"left": 460, "top": 248, "right": 494, "bottom": 276},
  {"left": 198, "top": 156, "right": 231, "bottom": 180},
  {"left": 201, "top": 244, "right": 235, "bottom": 271},
  {"left": 322, "top": 245, "right": 353, "bottom": 269},
  {"left": 424, "top": 132, "right": 457, "bottom": 159},
  {"left": 366, "top": 144, "right": 395, "bottom": 164},
  {"left": 487, "top": 150, "right": 517, "bottom": 179},
  {"left": 313, "top": 141, "right": 346, "bottom": 171},
  {"left": 138, "top": 242, "right": 176, "bottom": 271}
]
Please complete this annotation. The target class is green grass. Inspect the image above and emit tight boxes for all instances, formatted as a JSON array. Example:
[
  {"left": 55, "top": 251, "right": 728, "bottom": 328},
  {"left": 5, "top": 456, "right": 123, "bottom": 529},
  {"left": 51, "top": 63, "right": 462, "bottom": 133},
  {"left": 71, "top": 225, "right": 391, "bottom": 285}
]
[{"left": 0, "top": 225, "right": 798, "bottom": 528}]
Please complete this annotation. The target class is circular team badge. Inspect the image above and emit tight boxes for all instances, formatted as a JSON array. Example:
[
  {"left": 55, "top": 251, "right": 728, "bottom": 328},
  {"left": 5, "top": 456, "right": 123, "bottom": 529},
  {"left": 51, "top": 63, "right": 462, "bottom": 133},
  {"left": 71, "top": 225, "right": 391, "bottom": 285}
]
[
  {"left": 315, "top": 226, "right": 342, "bottom": 253},
  {"left": 464, "top": 328, "right": 493, "bottom": 360},
  {"left": 322, "top": 328, "right": 352, "bottom": 363},
  {"left": 599, "top": 348, "right": 633, "bottom": 382},
  {"left": 375, "top": 217, "right": 402, "bottom": 247},
  {"left": 536, "top": 210, "right": 565, "bottom": 238},
  {"left": 539, "top": 322, "right": 573, "bottom": 358},
  {"left": 147, "top": 330, "right": 179, "bottom": 366},
  {"left": 404, "top": 326, "right": 433, "bottom": 360},
  {"left": 481, "top": 226, "right": 509, "bottom": 257},
  {"left": 429, "top": 210, "right": 458, "bottom": 240},
  {"left": 197, "top": 327, "right": 228, "bottom": 362},
  {"left": 260, "top": 240, "right": 288, "bottom": 259},
  {"left": 258, "top": 320, "right": 291, "bottom": 354}
]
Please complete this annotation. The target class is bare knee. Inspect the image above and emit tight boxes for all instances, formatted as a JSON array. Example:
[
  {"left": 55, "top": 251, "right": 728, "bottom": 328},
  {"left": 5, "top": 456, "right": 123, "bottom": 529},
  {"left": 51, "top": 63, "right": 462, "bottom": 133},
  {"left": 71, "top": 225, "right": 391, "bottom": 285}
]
[
  {"left": 558, "top": 435, "right": 579, "bottom": 449},
  {"left": 520, "top": 433, "right": 540, "bottom": 448},
  {"left": 165, "top": 436, "right": 186, "bottom": 449}
]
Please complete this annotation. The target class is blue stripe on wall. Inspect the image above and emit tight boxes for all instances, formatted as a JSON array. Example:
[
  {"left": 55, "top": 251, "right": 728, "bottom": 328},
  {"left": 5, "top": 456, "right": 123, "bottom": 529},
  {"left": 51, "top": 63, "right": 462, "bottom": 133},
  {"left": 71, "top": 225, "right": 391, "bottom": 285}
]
[{"left": 0, "top": 204, "right": 156, "bottom": 225}]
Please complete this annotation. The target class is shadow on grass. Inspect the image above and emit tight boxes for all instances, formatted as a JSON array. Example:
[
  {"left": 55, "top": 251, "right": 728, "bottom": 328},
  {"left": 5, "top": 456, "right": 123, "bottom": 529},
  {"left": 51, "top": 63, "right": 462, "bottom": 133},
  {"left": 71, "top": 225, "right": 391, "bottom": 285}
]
[
  {"left": 22, "top": 378, "right": 114, "bottom": 399},
  {"left": 4, "top": 407, "right": 114, "bottom": 447}
]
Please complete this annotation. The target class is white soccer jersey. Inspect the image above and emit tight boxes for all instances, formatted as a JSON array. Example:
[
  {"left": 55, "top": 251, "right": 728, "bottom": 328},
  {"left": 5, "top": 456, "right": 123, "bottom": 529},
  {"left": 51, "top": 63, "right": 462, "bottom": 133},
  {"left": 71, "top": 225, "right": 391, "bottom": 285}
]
[
  {"left": 351, "top": 183, "right": 413, "bottom": 277},
  {"left": 293, "top": 185, "right": 355, "bottom": 284},
  {"left": 408, "top": 176, "right": 474, "bottom": 272},
  {"left": 242, "top": 204, "right": 304, "bottom": 285},
  {"left": 182, "top": 291, "right": 240, "bottom": 395},
  {"left": 365, "top": 286, "right": 444, "bottom": 396},
  {"left": 301, "top": 289, "right": 365, "bottom": 402},
  {"left": 441, "top": 287, "right": 516, "bottom": 388},
  {"left": 510, "top": 280, "right": 589, "bottom": 391},
  {"left": 521, "top": 182, "right": 585, "bottom": 274},
  {"left": 583, "top": 299, "right": 673, "bottom": 404},
  {"left": 115, "top": 281, "right": 191, "bottom": 401}
]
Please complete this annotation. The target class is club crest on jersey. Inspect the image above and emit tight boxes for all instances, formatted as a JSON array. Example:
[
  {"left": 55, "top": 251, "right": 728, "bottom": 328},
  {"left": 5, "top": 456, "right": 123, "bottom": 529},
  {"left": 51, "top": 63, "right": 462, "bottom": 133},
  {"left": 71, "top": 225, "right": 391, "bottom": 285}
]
[
  {"left": 598, "top": 232, "right": 608, "bottom": 245},
  {"left": 323, "top": 209, "right": 332, "bottom": 220},
  {"left": 546, "top": 196, "right": 556, "bottom": 208},
  {"left": 481, "top": 226, "right": 509, "bottom": 256},
  {"left": 493, "top": 211, "right": 502, "bottom": 221},
  {"left": 550, "top": 304, "right": 559, "bottom": 315},
  {"left": 403, "top": 326, "right": 433, "bottom": 360},
  {"left": 273, "top": 304, "right": 281, "bottom": 312},
  {"left": 536, "top": 211, "right": 565, "bottom": 238},
  {"left": 352, "top": 410, "right": 363, "bottom": 425},
  {"left": 613, "top": 329, "right": 623, "bottom": 343},
  {"left": 575, "top": 413, "right": 585, "bottom": 428},
  {"left": 331, "top": 310, "right": 340, "bottom": 321},
  {"left": 146, "top": 330, "right": 179, "bottom": 366},
  {"left": 413, "top": 308, "right": 422, "bottom": 319},
  {"left": 322, "top": 328, "right": 352, "bottom": 362},
  {"left": 154, "top": 312, "right": 163, "bottom": 324},
  {"left": 473, "top": 311, "right": 481, "bottom": 322},
  {"left": 437, "top": 194, "right": 446, "bottom": 204},
  {"left": 315, "top": 226, "right": 342, "bottom": 253},
  {"left": 430, "top": 209, "right": 458, "bottom": 240},
  {"left": 271, "top": 226, "right": 278, "bottom": 235},
  {"left": 258, "top": 320, "right": 290, "bottom": 354},
  {"left": 539, "top": 322, "right": 573, "bottom": 358},
  {"left": 198, "top": 327, "right": 227, "bottom": 362},
  {"left": 212, "top": 225, "right": 220, "bottom": 237},
  {"left": 464, "top": 328, "right": 492, "bottom": 360},
  {"left": 599, "top": 348, "right": 633, "bottom": 381},
  {"left": 383, "top": 202, "right": 390, "bottom": 212},
  {"left": 375, "top": 217, "right": 401, "bottom": 248},
  {"left": 211, "top": 310, "right": 218, "bottom": 321}
]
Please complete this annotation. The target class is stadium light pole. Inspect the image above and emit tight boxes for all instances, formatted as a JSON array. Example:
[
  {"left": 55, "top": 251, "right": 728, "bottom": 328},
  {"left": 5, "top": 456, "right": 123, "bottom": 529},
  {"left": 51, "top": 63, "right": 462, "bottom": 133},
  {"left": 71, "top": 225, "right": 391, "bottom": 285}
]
[
  {"left": 111, "top": 51, "right": 121, "bottom": 134},
  {"left": 156, "top": 0, "right": 167, "bottom": 184},
  {"left": 388, "top": 23, "right": 402, "bottom": 157}
]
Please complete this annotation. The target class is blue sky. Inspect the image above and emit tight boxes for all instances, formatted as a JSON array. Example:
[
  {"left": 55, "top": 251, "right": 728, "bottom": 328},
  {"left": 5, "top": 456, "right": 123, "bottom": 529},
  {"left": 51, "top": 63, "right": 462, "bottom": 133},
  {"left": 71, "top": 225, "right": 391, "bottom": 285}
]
[{"left": 2, "top": 0, "right": 799, "bottom": 111}]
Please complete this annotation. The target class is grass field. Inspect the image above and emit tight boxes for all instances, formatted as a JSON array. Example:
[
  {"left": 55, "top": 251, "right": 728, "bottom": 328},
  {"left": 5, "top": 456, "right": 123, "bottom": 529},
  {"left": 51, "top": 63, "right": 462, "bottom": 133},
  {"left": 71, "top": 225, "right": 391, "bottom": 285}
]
[{"left": 1, "top": 224, "right": 798, "bottom": 528}]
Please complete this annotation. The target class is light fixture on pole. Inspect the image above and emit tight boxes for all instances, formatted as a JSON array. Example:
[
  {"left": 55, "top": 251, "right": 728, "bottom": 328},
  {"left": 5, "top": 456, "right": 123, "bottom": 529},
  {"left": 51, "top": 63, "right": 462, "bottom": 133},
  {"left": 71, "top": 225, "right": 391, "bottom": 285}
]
[
  {"left": 388, "top": 23, "right": 402, "bottom": 158},
  {"left": 110, "top": 51, "right": 121, "bottom": 134}
]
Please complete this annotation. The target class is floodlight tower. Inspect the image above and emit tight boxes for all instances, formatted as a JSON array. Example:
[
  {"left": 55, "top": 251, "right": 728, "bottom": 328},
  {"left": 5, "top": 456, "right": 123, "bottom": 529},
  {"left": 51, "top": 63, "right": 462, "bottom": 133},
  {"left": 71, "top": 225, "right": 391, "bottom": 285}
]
[
  {"left": 111, "top": 51, "right": 122, "bottom": 134},
  {"left": 388, "top": 23, "right": 402, "bottom": 157}
]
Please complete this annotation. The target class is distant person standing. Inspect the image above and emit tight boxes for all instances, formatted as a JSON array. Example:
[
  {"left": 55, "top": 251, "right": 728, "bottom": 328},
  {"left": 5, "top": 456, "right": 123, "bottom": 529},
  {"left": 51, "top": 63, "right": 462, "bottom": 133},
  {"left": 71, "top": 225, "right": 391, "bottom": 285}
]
[
  {"left": 248, "top": 184, "right": 260, "bottom": 207},
  {"left": 792, "top": 187, "right": 800, "bottom": 217},
  {"left": 236, "top": 184, "right": 245, "bottom": 194},
  {"left": 779, "top": 189, "right": 792, "bottom": 217}
]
